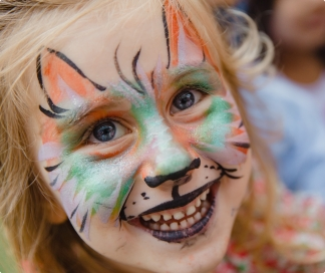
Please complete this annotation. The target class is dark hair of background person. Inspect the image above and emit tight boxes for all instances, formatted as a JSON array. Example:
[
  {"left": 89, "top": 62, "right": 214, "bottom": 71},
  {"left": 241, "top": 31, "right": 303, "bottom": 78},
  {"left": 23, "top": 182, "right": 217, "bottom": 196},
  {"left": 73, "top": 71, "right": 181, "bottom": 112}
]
[{"left": 247, "top": 0, "right": 325, "bottom": 65}]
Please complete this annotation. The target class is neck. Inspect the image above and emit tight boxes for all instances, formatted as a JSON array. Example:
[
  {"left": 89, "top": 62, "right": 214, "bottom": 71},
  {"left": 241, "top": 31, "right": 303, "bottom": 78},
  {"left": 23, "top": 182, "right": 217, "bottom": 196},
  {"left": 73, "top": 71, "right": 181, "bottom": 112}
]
[{"left": 277, "top": 49, "right": 323, "bottom": 84}]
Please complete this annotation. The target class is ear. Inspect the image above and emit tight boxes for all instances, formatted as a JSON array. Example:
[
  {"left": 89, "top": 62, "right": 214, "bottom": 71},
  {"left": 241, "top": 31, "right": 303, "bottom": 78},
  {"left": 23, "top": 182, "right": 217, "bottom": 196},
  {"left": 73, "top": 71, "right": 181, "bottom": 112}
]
[{"left": 44, "top": 199, "right": 68, "bottom": 225}]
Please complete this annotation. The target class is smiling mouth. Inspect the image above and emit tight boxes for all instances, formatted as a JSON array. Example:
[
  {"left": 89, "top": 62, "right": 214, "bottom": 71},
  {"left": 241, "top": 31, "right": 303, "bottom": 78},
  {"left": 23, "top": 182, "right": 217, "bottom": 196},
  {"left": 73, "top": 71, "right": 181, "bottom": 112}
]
[{"left": 127, "top": 181, "right": 219, "bottom": 243}]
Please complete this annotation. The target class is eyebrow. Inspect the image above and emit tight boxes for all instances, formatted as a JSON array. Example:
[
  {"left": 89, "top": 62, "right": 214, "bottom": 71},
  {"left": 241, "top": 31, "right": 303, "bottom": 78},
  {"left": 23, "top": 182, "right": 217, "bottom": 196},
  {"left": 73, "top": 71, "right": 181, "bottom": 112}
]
[
  {"left": 165, "top": 62, "right": 221, "bottom": 89},
  {"left": 56, "top": 98, "right": 128, "bottom": 132},
  {"left": 56, "top": 63, "right": 220, "bottom": 131}
]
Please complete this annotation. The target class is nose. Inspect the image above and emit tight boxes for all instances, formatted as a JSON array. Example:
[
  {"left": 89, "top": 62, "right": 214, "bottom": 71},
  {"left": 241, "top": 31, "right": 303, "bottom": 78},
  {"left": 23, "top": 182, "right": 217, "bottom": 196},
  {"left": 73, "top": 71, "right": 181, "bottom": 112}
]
[
  {"left": 141, "top": 115, "right": 197, "bottom": 189},
  {"left": 144, "top": 158, "right": 201, "bottom": 188}
]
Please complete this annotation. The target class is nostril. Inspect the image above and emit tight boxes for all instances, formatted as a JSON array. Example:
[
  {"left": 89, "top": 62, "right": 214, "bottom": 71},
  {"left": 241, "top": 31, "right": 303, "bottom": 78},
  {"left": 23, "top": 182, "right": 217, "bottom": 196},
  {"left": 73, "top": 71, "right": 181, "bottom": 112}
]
[
  {"left": 144, "top": 158, "right": 201, "bottom": 188},
  {"left": 174, "top": 175, "right": 192, "bottom": 187}
]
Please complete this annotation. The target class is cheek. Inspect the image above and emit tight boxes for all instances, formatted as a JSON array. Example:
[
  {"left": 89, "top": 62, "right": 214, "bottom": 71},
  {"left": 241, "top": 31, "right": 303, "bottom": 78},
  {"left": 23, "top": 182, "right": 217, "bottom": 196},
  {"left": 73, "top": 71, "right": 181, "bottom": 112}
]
[
  {"left": 49, "top": 152, "right": 140, "bottom": 235},
  {"left": 172, "top": 96, "right": 249, "bottom": 166}
]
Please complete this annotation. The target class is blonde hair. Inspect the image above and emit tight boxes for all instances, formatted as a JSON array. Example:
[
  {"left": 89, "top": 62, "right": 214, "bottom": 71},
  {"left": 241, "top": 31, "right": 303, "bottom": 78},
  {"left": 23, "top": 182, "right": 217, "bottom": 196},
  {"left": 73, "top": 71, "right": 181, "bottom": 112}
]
[{"left": 0, "top": 0, "right": 308, "bottom": 272}]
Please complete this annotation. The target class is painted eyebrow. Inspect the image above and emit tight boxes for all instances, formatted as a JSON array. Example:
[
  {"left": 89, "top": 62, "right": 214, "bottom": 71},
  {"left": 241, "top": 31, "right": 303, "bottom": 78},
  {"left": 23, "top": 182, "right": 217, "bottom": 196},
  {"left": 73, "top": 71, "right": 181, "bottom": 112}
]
[
  {"left": 166, "top": 63, "right": 220, "bottom": 85},
  {"left": 56, "top": 99, "right": 127, "bottom": 131}
]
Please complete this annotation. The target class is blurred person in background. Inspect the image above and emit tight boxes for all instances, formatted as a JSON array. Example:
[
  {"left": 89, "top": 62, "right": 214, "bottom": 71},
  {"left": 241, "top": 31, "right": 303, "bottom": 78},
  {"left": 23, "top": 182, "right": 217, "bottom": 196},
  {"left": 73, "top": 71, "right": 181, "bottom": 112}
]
[
  {"left": 209, "top": 0, "right": 325, "bottom": 200},
  {"left": 244, "top": 0, "right": 325, "bottom": 200},
  {"left": 248, "top": 0, "right": 325, "bottom": 122}
]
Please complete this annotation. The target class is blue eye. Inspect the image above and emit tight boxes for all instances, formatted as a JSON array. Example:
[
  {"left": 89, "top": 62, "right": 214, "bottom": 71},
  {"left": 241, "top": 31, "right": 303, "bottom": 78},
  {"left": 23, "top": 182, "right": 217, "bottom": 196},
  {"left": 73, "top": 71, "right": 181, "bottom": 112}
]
[
  {"left": 173, "top": 90, "right": 195, "bottom": 110},
  {"left": 171, "top": 89, "right": 203, "bottom": 114},
  {"left": 92, "top": 121, "right": 116, "bottom": 142}
]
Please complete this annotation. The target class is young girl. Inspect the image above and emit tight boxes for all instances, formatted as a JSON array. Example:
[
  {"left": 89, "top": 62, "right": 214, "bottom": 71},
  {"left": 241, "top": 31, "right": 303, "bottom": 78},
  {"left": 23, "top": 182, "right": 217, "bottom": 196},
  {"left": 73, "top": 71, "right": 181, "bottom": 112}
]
[{"left": 0, "top": 0, "right": 324, "bottom": 272}]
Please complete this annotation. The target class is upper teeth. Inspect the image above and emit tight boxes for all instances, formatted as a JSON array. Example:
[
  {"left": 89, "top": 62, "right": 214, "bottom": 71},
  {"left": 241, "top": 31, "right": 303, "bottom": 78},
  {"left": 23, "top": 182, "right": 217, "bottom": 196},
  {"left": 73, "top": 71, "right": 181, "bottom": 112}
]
[{"left": 140, "top": 188, "right": 211, "bottom": 231}]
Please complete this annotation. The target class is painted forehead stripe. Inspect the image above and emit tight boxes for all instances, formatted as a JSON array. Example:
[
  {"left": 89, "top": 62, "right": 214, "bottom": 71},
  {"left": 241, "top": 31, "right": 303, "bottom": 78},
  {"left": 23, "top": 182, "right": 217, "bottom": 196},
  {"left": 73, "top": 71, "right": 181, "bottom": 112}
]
[
  {"left": 162, "top": 5, "right": 171, "bottom": 69},
  {"left": 114, "top": 46, "right": 146, "bottom": 95}
]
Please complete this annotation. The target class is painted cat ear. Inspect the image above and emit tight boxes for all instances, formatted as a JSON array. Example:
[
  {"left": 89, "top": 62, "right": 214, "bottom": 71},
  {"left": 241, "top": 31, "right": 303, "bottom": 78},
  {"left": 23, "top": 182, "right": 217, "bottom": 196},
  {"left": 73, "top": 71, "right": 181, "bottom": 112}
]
[
  {"left": 38, "top": 48, "right": 106, "bottom": 110},
  {"left": 163, "top": 0, "right": 204, "bottom": 68}
]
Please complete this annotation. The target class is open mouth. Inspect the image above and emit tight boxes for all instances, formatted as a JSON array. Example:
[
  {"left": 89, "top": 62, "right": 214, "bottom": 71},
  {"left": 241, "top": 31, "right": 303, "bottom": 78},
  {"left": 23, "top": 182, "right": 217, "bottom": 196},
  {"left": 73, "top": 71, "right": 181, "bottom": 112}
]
[{"left": 127, "top": 180, "right": 219, "bottom": 243}]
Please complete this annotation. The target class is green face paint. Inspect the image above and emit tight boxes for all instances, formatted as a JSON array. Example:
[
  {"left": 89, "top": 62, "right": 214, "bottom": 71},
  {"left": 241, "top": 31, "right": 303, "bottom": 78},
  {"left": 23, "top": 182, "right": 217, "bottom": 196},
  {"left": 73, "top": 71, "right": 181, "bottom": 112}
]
[{"left": 38, "top": 41, "right": 249, "bottom": 238}]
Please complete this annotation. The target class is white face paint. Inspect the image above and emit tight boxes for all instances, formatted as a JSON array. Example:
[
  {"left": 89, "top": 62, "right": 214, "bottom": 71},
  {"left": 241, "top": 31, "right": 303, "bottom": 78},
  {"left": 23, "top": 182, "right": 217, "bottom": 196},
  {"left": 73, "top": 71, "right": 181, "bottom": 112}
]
[{"left": 31, "top": 1, "right": 252, "bottom": 272}]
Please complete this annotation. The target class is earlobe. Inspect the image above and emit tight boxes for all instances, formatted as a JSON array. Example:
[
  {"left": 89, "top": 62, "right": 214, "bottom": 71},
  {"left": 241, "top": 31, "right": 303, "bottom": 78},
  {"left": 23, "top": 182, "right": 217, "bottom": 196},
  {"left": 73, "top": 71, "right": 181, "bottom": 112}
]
[{"left": 45, "top": 200, "right": 68, "bottom": 224}]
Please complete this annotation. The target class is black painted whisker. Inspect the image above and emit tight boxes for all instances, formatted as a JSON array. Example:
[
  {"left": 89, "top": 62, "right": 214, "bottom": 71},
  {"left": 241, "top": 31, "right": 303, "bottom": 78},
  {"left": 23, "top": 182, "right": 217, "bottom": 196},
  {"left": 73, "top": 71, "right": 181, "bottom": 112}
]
[
  {"left": 70, "top": 204, "right": 79, "bottom": 219},
  {"left": 232, "top": 142, "right": 250, "bottom": 149},
  {"left": 47, "top": 98, "right": 68, "bottom": 114},
  {"left": 49, "top": 176, "right": 59, "bottom": 187},
  {"left": 39, "top": 106, "right": 65, "bottom": 119},
  {"left": 45, "top": 162, "right": 62, "bottom": 172},
  {"left": 79, "top": 211, "right": 88, "bottom": 233}
]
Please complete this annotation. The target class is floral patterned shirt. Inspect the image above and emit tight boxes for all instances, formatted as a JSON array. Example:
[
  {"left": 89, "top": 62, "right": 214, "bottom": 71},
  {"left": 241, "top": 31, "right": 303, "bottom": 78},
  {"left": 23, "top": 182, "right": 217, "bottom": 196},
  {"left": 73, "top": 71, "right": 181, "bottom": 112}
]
[{"left": 215, "top": 176, "right": 325, "bottom": 273}]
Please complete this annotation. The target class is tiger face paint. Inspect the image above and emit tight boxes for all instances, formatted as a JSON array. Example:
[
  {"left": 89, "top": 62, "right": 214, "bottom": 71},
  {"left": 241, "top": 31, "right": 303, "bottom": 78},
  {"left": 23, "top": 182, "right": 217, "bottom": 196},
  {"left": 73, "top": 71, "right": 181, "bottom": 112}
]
[{"left": 33, "top": 1, "right": 251, "bottom": 272}]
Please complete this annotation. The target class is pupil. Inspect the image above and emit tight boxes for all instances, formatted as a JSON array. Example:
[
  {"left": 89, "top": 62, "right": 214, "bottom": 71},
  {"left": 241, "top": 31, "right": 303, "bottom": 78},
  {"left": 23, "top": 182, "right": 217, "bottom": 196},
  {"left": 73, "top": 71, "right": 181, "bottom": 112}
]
[
  {"left": 93, "top": 121, "right": 116, "bottom": 142},
  {"left": 173, "top": 91, "right": 194, "bottom": 110}
]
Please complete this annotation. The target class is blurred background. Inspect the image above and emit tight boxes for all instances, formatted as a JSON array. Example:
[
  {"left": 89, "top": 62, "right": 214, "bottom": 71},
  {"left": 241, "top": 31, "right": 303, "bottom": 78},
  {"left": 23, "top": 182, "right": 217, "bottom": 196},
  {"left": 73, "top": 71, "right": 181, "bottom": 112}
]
[{"left": 0, "top": 224, "right": 18, "bottom": 272}]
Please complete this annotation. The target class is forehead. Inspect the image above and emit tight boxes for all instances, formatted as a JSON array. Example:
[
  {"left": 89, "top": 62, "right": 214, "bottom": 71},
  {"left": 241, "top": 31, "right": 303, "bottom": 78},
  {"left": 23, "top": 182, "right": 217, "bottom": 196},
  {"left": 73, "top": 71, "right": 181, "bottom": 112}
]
[{"left": 51, "top": 3, "right": 170, "bottom": 85}]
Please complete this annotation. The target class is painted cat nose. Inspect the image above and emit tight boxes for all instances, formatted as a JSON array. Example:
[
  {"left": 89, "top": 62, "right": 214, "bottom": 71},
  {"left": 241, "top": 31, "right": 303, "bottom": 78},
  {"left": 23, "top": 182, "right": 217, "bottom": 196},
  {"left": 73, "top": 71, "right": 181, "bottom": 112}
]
[{"left": 144, "top": 158, "right": 200, "bottom": 188}]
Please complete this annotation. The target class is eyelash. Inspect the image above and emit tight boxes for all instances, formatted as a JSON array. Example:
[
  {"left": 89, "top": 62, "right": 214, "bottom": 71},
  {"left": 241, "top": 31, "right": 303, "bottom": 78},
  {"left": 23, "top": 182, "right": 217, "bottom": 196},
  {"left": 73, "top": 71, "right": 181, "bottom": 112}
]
[
  {"left": 178, "top": 83, "right": 212, "bottom": 94},
  {"left": 75, "top": 83, "right": 212, "bottom": 145},
  {"left": 79, "top": 117, "right": 120, "bottom": 145}
]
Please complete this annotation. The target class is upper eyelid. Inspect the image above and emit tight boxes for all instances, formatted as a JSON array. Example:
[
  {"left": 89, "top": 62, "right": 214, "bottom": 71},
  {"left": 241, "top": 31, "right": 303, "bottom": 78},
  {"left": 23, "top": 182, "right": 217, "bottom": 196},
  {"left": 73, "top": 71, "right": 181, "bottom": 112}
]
[
  {"left": 170, "top": 75, "right": 221, "bottom": 97},
  {"left": 57, "top": 99, "right": 131, "bottom": 132},
  {"left": 81, "top": 118, "right": 127, "bottom": 145}
]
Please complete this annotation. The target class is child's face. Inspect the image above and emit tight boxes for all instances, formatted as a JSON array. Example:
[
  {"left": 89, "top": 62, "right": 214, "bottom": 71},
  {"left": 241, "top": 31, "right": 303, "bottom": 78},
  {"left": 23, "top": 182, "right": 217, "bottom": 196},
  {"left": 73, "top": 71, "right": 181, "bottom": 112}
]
[
  {"left": 32, "top": 2, "right": 251, "bottom": 272},
  {"left": 270, "top": 0, "right": 325, "bottom": 51}
]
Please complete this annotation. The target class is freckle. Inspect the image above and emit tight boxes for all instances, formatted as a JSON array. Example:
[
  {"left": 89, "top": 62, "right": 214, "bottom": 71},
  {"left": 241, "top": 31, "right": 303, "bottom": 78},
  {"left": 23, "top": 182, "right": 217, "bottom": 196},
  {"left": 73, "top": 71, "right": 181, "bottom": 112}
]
[
  {"left": 133, "top": 202, "right": 136, "bottom": 205},
  {"left": 205, "top": 177, "right": 208, "bottom": 179},
  {"left": 141, "top": 192, "right": 146, "bottom": 197},
  {"left": 144, "top": 197, "right": 150, "bottom": 200},
  {"left": 204, "top": 165, "right": 208, "bottom": 168},
  {"left": 210, "top": 166, "right": 215, "bottom": 169}
]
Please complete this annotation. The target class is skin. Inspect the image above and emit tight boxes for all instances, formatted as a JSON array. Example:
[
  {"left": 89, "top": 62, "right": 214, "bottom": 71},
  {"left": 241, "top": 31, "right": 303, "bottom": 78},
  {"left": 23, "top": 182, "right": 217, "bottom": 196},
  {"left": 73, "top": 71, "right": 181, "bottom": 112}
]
[
  {"left": 29, "top": 2, "right": 252, "bottom": 272},
  {"left": 270, "top": 0, "right": 325, "bottom": 84}
]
